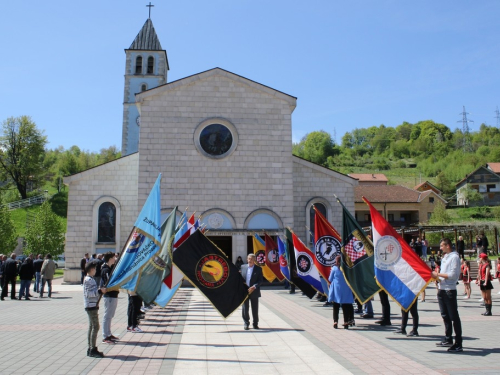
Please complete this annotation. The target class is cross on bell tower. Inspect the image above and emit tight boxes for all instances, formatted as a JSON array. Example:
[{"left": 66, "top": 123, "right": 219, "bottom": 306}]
[{"left": 146, "top": 2, "right": 154, "bottom": 19}]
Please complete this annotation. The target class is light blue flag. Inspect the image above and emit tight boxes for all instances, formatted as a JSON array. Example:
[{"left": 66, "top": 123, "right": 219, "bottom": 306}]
[
  {"left": 155, "top": 281, "right": 182, "bottom": 307},
  {"left": 107, "top": 174, "right": 162, "bottom": 290},
  {"left": 277, "top": 237, "right": 291, "bottom": 281}
]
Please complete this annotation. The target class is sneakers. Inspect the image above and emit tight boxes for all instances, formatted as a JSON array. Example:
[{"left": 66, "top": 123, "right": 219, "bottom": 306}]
[
  {"left": 407, "top": 331, "right": 419, "bottom": 337},
  {"left": 127, "top": 326, "right": 133, "bottom": 332},
  {"left": 131, "top": 326, "right": 144, "bottom": 333},
  {"left": 436, "top": 340, "right": 453, "bottom": 347},
  {"left": 88, "top": 347, "right": 104, "bottom": 358},
  {"left": 140, "top": 307, "right": 146, "bottom": 313},
  {"left": 479, "top": 297, "right": 484, "bottom": 302},
  {"left": 109, "top": 335, "right": 119, "bottom": 341},
  {"left": 463, "top": 296, "right": 469, "bottom": 299},
  {"left": 393, "top": 329, "right": 407, "bottom": 335},
  {"left": 447, "top": 343, "right": 463, "bottom": 352},
  {"left": 102, "top": 337, "right": 115, "bottom": 344}
]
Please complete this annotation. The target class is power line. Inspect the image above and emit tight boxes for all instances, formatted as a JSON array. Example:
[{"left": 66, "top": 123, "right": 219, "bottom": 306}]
[{"left": 458, "top": 105, "right": 473, "bottom": 152}]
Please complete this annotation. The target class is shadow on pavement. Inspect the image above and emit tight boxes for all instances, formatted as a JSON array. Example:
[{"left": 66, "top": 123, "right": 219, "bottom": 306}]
[
  {"left": 428, "top": 347, "right": 500, "bottom": 356},
  {"left": 106, "top": 355, "right": 277, "bottom": 363},
  {"left": 225, "top": 327, "right": 304, "bottom": 333},
  {"left": 121, "top": 341, "right": 168, "bottom": 347}
]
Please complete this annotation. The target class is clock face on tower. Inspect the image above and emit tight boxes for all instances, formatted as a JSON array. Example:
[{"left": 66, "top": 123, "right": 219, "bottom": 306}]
[{"left": 136, "top": 116, "right": 141, "bottom": 126}]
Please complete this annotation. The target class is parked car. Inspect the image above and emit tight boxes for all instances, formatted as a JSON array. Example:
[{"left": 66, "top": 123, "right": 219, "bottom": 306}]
[{"left": 55, "top": 255, "right": 65, "bottom": 269}]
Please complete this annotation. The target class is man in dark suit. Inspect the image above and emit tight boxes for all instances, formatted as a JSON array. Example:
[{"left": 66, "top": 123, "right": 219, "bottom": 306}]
[
  {"left": 1, "top": 253, "right": 18, "bottom": 300},
  {"left": 240, "top": 254, "right": 263, "bottom": 330}
]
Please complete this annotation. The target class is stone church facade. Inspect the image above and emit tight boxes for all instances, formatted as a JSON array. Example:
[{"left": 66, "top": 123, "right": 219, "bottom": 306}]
[{"left": 63, "top": 19, "right": 357, "bottom": 283}]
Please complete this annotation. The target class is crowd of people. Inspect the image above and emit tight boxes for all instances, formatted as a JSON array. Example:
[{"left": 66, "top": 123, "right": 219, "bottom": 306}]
[{"left": 0, "top": 253, "right": 56, "bottom": 300}]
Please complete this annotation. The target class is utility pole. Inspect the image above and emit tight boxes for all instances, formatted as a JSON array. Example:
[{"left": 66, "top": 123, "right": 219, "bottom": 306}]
[
  {"left": 458, "top": 106, "right": 473, "bottom": 152},
  {"left": 495, "top": 106, "right": 500, "bottom": 128}
]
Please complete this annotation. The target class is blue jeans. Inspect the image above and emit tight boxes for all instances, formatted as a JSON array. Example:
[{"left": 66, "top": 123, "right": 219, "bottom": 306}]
[
  {"left": 363, "top": 300, "right": 373, "bottom": 315},
  {"left": 19, "top": 279, "right": 31, "bottom": 299},
  {"left": 34, "top": 272, "right": 41, "bottom": 292},
  {"left": 40, "top": 278, "right": 52, "bottom": 297},
  {"left": 437, "top": 289, "right": 462, "bottom": 345}
]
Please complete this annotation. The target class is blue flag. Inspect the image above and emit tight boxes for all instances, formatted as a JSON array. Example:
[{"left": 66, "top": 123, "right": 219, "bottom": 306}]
[
  {"left": 107, "top": 175, "right": 162, "bottom": 290},
  {"left": 155, "top": 280, "right": 182, "bottom": 307},
  {"left": 277, "top": 237, "right": 291, "bottom": 281}
]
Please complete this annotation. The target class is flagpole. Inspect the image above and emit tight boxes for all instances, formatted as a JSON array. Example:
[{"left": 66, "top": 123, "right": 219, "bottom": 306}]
[{"left": 95, "top": 226, "right": 136, "bottom": 305}]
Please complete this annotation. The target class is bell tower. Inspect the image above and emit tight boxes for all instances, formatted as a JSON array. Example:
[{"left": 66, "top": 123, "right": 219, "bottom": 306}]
[{"left": 122, "top": 17, "right": 169, "bottom": 155}]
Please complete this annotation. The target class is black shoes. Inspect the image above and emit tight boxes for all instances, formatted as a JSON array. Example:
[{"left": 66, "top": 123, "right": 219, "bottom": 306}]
[
  {"left": 361, "top": 314, "right": 373, "bottom": 318},
  {"left": 253, "top": 324, "right": 259, "bottom": 329},
  {"left": 323, "top": 302, "right": 333, "bottom": 307},
  {"left": 393, "top": 329, "right": 407, "bottom": 335},
  {"left": 244, "top": 324, "right": 249, "bottom": 330},
  {"left": 436, "top": 340, "right": 453, "bottom": 347},
  {"left": 375, "top": 320, "right": 391, "bottom": 326},
  {"left": 407, "top": 331, "right": 419, "bottom": 337},
  {"left": 88, "top": 347, "right": 104, "bottom": 358},
  {"left": 447, "top": 343, "right": 463, "bottom": 352}
]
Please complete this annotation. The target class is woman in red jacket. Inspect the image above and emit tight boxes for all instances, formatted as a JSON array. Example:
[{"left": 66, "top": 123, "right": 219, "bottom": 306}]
[{"left": 476, "top": 253, "right": 493, "bottom": 316}]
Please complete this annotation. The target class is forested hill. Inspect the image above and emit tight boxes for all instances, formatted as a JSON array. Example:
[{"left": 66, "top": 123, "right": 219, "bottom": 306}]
[{"left": 292, "top": 120, "right": 500, "bottom": 195}]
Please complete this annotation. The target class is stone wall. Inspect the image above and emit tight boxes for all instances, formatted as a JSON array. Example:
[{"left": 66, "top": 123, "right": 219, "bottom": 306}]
[{"left": 63, "top": 153, "right": 139, "bottom": 283}]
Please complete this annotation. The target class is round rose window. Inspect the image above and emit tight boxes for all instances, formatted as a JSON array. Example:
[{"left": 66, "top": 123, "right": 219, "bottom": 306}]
[{"left": 199, "top": 124, "right": 233, "bottom": 157}]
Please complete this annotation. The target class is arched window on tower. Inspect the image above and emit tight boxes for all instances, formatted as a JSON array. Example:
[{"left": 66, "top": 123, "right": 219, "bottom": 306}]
[
  {"left": 147, "top": 56, "right": 154, "bottom": 74},
  {"left": 141, "top": 84, "right": 147, "bottom": 92},
  {"left": 310, "top": 203, "right": 327, "bottom": 240},
  {"left": 98, "top": 202, "right": 116, "bottom": 243},
  {"left": 135, "top": 56, "right": 142, "bottom": 74}
]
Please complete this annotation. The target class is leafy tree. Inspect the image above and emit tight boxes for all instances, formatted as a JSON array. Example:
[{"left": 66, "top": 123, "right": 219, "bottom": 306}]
[
  {"left": 462, "top": 184, "right": 483, "bottom": 206},
  {"left": 429, "top": 201, "right": 451, "bottom": 224},
  {"left": 299, "top": 131, "right": 336, "bottom": 165},
  {"left": 0, "top": 196, "right": 18, "bottom": 253},
  {"left": 0, "top": 116, "right": 47, "bottom": 199},
  {"left": 24, "top": 201, "right": 65, "bottom": 256}
]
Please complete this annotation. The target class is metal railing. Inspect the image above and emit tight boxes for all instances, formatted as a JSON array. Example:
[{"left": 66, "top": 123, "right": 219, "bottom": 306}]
[{"left": 2, "top": 192, "right": 52, "bottom": 210}]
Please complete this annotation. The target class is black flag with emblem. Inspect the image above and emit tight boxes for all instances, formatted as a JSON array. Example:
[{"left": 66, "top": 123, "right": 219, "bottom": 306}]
[{"left": 173, "top": 230, "right": 249, "bottom": 318}]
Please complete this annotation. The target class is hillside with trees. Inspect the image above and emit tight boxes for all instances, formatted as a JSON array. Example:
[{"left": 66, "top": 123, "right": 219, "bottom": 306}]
[{"left": 293, "top": 120, "right": 500, "bottom": 196}]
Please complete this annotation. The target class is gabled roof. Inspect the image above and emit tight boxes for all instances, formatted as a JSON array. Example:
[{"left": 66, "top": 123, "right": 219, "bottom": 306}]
[
  {"left": 487, "top": 162, "right": 500, "bottom": 174},
  {"left": 414, "top": 180, "right": 442, "bottom": 194},
  {"left": 355, "top": 185, "right": 446, "bottom": 203},
  {"left": 135, "top": 67, "right": 297, "bottom": 108},
  {"left": 129, "top": 19, "right": 162, "bottom": 50},
  {"left": 455, "top": 165, "right": 500, "bottom": 187},
  {"left": 348, "top": 173, "right": 388, "bottom": 183},
  {"left": 293, "top": 156, "right": 358, "bottom": 186}
]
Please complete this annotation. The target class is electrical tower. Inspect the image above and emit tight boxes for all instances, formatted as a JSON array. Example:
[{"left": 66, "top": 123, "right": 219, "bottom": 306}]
[
  {"left": 458, "top": 105, "right": 473, "bottom": 152},
  {"left": 495, "top": 106, "right": 500, "bottom": 128}
]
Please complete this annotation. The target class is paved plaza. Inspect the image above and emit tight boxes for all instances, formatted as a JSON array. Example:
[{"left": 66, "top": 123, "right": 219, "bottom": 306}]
[{"left": 1, "top": 278, "right": 499, "bottom": 375}]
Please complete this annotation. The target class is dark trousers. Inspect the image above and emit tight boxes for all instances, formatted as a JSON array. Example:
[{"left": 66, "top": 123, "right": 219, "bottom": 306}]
[
  {"left": 81, "top": 271, "right": 85, "bottom": 285},
  {"left": 437, "top": 289, "right": 462, "bottom": 345},
  {"left": 128, "top": 295, "right": 141, "bottom": 328},
  {"left": 379, "top": 290, "right": 391, "bottom": 323},
  {"left": 333, "top": 302, "right": 354, "bottom": 323},
  {"left": 242, "top": 297, "right": 259, "bottom": 325},
  {"left": 1, "top": 275, "right": 16, "bottom": 299},
  {"left": 401, "top": 300, "right": 419, "bottom": 332}
]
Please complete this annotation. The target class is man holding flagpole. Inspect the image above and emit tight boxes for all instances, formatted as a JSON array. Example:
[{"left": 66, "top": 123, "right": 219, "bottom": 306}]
[
  {"left": 433, "top": 238, "right": 463, "bottom": 353},
  {"left": 240, "top": 254, "right": 263, "bottom": 330}
]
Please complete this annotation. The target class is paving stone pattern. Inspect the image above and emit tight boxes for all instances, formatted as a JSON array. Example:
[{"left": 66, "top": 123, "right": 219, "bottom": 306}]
[{"left": 1, "top": 279, "right": 499, "bottom": 374}]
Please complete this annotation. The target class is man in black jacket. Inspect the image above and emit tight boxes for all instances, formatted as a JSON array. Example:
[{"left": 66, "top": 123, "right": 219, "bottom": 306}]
[
  {"left": 80, "top": 253, "right": 89, "bottom": 285},
  {"left": 240, "top": 254, "right": 264, "bottom": 330},
  {"left": 100, "top": 252, "right": 119, "bottom": 343},
  {"left": 1, "top": 253, "right": 18, "bottom": 300}
]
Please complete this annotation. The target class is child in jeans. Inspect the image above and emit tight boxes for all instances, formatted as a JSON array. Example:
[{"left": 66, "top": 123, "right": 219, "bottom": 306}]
[{"left": 83, "top": 262, "right": 107, "bottom": 357}]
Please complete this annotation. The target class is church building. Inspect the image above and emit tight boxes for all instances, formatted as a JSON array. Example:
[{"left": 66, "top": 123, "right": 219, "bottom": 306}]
[{"left": 63, "top": 18, "right": 357, "bottom": 283}]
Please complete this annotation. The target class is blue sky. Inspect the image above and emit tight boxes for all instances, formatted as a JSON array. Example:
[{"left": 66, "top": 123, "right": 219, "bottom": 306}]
[{"left": 1, "top": 1, "right": 499, "bottom": 151}]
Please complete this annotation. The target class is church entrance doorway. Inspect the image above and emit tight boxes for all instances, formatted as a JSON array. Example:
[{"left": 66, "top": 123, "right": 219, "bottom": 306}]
[{"left": 208, "top": 236, "right": 233, "bottom": 262}]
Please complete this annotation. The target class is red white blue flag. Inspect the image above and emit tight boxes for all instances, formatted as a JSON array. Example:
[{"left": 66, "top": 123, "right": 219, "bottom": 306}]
[
  {"left": 365, "top": 197, "right": 432, "bottom": 311},
  {"left": 291, "top": 231, "right": 324, "bottom": 293}
]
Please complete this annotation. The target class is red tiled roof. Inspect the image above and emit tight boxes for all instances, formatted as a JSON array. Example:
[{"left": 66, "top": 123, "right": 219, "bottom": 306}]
[
  {"left": 413, "top": 181, "right": 442, "bottom": 194},
  {"left": 355, "top": 185, "right": 445, "bottom": 203},
  {"left": 349, "top": 173, "right": 388, "bottom": 182},
  {"left": 487, "top": 162, "right": 500, "bottom": 173}
]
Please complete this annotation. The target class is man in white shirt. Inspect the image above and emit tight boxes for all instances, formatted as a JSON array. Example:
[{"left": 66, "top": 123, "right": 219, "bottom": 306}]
[
  {"left": 432, "top": 238, "right": 463, "bottom": 353},
  {"left": 240, "top": 254, "right": 263, "bottom": 330}
]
